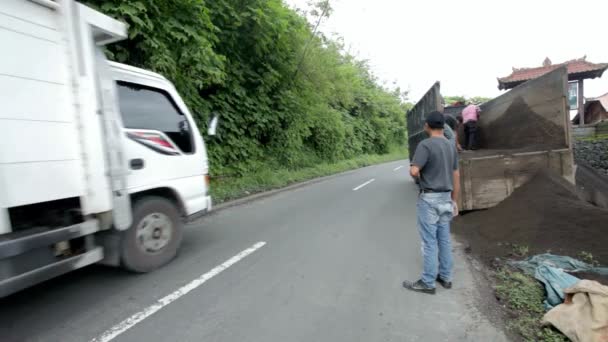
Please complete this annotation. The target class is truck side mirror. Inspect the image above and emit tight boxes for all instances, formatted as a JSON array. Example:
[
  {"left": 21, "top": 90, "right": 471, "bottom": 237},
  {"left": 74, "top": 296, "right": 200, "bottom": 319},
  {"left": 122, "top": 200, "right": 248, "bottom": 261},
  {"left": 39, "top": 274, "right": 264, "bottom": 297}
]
[{"left": 208, "top": 115, "right": 219, "bottom": 136}]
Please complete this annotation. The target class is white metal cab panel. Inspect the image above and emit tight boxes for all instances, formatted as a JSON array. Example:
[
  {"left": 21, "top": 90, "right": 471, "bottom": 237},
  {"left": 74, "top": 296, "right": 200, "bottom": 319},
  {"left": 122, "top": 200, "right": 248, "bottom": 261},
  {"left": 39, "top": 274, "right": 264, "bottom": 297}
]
[
  {"left": 64, "top": 1, "right": 128, "bottom": 216},
  {"left": 0, "top": 208, "right": 9, "bottom": 234},
  {"left": 0, "top": 0, "right": 85, "bottom": 210},
  {"left": 110, "top": 63, "right": 211, "bottom": 215},
  {"left": 0, "top": 0, "right": 129, "bottom": 223}
]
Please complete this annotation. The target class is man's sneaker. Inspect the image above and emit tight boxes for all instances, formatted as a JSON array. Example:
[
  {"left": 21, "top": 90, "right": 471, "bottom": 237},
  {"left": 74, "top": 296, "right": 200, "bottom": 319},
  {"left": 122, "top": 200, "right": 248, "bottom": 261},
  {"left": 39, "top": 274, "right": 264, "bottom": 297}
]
[
  {"left": 402, "top": 279, "right": 436, "bottom": 294},
  {"left": 436, "top": 276, "right": 452, "bottom": 289}
]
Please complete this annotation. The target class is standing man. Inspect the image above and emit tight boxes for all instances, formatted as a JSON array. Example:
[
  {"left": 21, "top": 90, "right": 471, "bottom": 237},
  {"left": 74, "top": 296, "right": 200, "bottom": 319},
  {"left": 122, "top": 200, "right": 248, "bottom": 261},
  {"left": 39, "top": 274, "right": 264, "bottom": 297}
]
[
  {"left": 462, "top": 103, "right": 481, "bottom": 150},
  {"left": 404, "top": 111, "right": 460, "bottom": 295}
]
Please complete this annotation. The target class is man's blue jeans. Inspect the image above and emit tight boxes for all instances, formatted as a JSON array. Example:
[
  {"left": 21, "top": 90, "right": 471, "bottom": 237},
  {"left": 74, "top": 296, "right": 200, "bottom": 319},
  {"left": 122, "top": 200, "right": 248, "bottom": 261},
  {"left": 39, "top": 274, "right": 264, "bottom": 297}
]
[{"left": 417, "top": 192, "right": 454, "bottom": 288}]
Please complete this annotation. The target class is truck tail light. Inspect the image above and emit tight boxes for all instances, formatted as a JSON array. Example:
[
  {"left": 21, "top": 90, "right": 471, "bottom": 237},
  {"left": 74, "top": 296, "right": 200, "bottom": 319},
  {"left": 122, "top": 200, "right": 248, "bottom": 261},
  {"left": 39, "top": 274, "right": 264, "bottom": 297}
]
[
  {"left": 126, "top": 131, "right": 179, "bottom": 155},
  {"left": 204, "top": 175, "right": 210, "bottom": 188}
]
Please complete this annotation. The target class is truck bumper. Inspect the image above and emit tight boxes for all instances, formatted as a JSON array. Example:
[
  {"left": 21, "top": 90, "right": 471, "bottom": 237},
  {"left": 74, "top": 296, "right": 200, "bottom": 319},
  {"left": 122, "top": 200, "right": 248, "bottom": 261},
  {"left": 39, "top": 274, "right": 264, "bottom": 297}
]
[
  {"left": 185, "top": 196, "right": 212, "bottom": 223},
  {"left": 0, "top": 247, "right": 103, "bottom": 298},
  {"left": 0, "top": 220, "right": 102, "bottom": 298}
]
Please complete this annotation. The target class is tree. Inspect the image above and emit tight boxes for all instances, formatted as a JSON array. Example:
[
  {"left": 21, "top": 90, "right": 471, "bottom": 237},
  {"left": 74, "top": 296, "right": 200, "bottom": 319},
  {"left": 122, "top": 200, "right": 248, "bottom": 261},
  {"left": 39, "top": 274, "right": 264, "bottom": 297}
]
[
  {"left": 85, "top": 0, "right": 407, "bottom": 175},
  {"left": 444, "top": 95, "right": 492, "bottom": 106}
]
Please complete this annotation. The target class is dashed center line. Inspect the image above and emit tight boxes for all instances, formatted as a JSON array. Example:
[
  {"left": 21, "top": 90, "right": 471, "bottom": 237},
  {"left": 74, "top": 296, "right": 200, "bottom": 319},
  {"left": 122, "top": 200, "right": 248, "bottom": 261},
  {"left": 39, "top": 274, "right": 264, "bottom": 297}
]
[
  {"left": 393, "top": 165, "right": 404, "bottom": 171},
  {"left": 353, "top": 178, "right": 375, "bottom": 191},
  {"left": 91, "top": 241, "right": 267, "bottom": 342}
]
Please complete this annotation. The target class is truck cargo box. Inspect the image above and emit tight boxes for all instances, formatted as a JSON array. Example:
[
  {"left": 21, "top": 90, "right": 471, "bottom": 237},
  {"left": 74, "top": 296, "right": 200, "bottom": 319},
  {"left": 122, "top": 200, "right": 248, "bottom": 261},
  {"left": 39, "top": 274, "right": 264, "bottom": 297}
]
[{"left": 407, "top": 67, "right": 574, "bottom": 210}]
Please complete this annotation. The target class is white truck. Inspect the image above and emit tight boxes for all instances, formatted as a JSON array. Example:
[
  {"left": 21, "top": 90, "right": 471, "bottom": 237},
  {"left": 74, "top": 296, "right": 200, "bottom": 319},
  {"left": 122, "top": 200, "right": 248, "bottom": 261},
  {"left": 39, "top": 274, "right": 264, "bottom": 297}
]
[{"left": 0, "top": 0, "right": 214, "bottom": 297}]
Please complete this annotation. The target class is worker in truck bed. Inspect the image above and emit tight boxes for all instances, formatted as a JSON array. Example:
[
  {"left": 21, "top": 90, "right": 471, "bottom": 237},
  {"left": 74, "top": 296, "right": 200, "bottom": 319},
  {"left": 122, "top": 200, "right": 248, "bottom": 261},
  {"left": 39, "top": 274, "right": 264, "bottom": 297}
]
[
  {"left": 444, "top": 114, "right": 462, "bottom": 152},
  {"left": 461, "top": 103, "right": 481, "bottom": 150}
]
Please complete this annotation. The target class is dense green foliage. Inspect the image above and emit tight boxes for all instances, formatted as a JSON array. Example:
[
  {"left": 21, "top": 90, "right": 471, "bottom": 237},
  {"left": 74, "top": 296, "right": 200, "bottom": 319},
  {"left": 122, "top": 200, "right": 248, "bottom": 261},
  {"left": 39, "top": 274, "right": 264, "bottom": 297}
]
[
  {"left": 213, "top": 148, "right": 406, "bottom": 203},
  {"left": 444, "top": 95, "right": 492, "bottom": 106},
  {"left": 85, "top": 0, "right": 407, "bottom": 176}
]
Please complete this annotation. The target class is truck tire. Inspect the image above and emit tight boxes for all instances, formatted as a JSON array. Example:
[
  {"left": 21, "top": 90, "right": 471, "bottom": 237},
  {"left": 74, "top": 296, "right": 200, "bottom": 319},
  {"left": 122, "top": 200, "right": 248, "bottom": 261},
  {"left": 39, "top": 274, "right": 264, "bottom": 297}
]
[{"left": 121, "top": 196, "right": 183, "bottom": 273}]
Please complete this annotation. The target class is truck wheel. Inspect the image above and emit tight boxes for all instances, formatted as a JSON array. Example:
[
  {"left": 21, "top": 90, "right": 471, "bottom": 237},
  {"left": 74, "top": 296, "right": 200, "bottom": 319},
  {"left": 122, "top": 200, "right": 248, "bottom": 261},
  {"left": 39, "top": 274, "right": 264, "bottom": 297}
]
[{"left": 121, "top": 196, "right": 183, "bottom": 273}]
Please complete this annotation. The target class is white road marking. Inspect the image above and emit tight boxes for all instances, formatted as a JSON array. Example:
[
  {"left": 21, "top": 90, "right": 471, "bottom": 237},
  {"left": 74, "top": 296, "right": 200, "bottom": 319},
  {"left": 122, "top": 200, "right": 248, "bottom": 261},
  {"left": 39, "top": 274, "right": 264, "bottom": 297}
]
[
  {"left": 393, "top": 165, "right": 404, "bottom": 171},
  {"left": 353, "top": 178, "right": 375, "bottom": 191},
  {"left": 91, "top": 241, "right": 267, "bottom": 342}
]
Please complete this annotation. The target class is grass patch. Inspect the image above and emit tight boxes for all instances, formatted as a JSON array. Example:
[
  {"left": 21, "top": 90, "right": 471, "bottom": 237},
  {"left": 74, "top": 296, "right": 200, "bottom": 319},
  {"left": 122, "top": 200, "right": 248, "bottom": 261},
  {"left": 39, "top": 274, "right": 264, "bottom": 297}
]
[
  {"left": 578, "top": 251, "right": 600, "bottom": 267},
  {"left": 509, "top": 243, "right": 530, "bottom": 258},
  {"left": 210, "top": 149, "right": 407, "bottom": 203},
  {"left": 495, "top": 268, "right": 568, "bottom": 342},
  {"left": 575, "top": 133, "right": 608, "bottom": 142}
]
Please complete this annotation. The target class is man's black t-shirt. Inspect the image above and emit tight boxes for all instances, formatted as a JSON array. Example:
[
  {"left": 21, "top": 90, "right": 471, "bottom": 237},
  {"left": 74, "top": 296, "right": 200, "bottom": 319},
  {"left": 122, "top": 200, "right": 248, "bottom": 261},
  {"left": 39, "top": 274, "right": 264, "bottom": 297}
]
[{"left": 412, "top": 137, "right": 459, "bottom": 191}]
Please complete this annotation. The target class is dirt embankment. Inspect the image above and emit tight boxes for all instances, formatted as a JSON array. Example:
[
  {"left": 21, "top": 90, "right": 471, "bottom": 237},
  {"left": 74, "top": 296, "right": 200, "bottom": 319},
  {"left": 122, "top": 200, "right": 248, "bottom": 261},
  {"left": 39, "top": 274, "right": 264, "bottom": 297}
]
[{"left": 452, "top": 171, "right": 608, "bottom": 265}]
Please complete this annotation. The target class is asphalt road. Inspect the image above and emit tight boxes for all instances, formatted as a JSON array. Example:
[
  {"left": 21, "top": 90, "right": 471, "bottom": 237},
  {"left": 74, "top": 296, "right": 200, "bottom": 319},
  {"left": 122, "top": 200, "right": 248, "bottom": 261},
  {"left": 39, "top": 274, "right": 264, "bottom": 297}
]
[{"left": 0, "top": 160, "right": 508, "bottom": 342}]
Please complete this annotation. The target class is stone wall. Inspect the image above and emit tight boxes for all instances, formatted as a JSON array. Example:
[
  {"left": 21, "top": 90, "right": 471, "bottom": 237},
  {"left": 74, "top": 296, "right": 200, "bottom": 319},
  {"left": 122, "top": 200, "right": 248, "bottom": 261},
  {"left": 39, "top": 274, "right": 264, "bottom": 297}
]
[
  {"left": 573, "top": 138, "right": 608, "bottom": 175},
  {"left": 572, "top": 125, "right": 597, "bottom": 138}
]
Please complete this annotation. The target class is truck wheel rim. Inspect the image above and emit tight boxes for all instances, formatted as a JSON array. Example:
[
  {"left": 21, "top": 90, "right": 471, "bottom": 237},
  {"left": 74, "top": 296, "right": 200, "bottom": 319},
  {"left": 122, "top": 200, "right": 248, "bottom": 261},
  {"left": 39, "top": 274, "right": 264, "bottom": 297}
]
[{"left": 136, "top": 213, "right": 173, "bottom": 254}]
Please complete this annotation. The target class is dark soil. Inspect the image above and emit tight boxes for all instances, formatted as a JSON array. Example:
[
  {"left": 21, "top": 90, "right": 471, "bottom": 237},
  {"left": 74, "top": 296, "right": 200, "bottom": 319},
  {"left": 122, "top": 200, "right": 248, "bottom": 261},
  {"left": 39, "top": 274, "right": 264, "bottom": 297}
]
[
  {"left": 453, "top": 170, "right": 608, "bottom": 265},
  {"left": 576, "top": 162, "right": 608, "bottom": 209},
  {"left": 480, "top": 96, "right": 565, "bottom": 150},
  {"left": 567, "top": 272, "right": 608, "bottom": 286}
]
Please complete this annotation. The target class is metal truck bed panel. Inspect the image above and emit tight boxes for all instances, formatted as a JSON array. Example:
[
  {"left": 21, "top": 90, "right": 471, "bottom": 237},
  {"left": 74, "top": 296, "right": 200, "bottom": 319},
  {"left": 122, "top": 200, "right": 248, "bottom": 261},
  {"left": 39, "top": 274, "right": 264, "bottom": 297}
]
[
  {"left": 406, "top": 68, "right": 573, "bottom": 210},
  {"left": 477, "top": 67, "right": 571, "bottom": 150},
  {"left": 0, "top": 0, "right": 127, "bottom": 235},
  {"left": 0, "top": 0, "right": 84, "bottom": 212},
  {"left": 459, "top": 149, "right": 573, "bottom": 210},
  {"left": 406, "top": 82, "right": 441, "bottom": 158}
]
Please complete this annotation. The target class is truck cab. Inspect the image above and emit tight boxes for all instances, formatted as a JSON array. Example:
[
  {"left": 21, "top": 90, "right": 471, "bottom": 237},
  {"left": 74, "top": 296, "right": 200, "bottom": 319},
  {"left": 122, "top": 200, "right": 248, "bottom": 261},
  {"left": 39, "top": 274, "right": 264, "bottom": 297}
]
[
  {"left": 0, "top": 0, "right": 212, "bottom": 297},
  {"left": 112, "top": 62, "right": 212, "bottom": 221},
  {"left": 103, "top": 63, "right": 213, "bottom": 272}
]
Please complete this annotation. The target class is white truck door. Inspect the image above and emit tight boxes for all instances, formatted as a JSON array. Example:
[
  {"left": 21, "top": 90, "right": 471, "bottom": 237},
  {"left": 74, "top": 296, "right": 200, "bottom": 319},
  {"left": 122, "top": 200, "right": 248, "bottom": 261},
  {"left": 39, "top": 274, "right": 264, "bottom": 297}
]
[{"left": 94, "top": 49, "right": 132, "bottom": 229}]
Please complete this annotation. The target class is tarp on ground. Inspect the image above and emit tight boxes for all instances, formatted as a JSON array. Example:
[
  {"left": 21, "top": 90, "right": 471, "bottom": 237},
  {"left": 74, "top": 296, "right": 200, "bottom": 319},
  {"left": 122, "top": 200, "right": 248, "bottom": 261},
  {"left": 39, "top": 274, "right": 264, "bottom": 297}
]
[
  {"left": 510, "top": 254, "right": 608, "bottom": 277},
  {"left": 510, "top": 254, "right": 608, "bottom": 309}
]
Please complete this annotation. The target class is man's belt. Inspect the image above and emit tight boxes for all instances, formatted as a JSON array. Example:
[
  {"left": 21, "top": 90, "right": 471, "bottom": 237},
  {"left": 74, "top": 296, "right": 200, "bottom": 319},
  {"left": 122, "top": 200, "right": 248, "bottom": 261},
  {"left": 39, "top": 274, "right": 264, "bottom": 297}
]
[{"left": 420, "top": 189, "right": 451, "bottom": 193}]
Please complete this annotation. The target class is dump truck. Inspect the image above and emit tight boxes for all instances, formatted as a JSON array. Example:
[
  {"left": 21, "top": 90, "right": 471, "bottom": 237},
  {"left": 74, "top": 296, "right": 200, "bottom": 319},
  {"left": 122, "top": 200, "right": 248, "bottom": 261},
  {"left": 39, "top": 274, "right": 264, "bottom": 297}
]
[
  {"left": 0, "top": 0, "right": 214, "bottom": 297},
  {"left": 407, "top": 67, "right": 574, "bottom": 210}
]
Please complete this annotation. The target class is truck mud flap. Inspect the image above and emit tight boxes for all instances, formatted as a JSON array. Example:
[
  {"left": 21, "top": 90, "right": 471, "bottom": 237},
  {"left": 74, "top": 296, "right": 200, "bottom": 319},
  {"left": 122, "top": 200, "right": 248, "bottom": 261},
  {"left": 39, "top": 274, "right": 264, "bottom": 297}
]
[{"left": 0, "top": 247, "right": 103, "bottom": 298}]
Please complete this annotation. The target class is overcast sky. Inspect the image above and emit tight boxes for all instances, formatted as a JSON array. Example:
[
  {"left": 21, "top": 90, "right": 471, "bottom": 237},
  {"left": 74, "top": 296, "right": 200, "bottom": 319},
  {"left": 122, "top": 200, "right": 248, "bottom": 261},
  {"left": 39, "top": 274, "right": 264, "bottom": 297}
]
[{"left": 285, "top": 0, "right": 608, "bottom": 103}]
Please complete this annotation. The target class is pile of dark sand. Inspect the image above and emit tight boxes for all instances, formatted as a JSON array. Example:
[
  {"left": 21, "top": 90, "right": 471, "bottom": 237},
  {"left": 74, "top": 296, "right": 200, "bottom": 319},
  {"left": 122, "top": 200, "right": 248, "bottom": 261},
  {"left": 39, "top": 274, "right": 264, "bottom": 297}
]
[
  {"left": 480, "top": 96, "right": 565, "bottom": 150},
  {"left": 452, "top": 170, "right": 608, "bottom": 266}
]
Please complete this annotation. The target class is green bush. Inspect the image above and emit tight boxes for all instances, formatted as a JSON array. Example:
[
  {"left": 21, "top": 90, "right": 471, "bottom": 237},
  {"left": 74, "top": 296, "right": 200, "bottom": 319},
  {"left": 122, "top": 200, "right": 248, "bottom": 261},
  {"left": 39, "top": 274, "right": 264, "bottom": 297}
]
[
  {"left": 85, "top": 0, "right": 408, "bottom": 177},
  {"left": 211, "top": 148, "right": 408, "bottom": 203},
  {"left": 495, "top": 268, "right": 568, "bottom": 342}
]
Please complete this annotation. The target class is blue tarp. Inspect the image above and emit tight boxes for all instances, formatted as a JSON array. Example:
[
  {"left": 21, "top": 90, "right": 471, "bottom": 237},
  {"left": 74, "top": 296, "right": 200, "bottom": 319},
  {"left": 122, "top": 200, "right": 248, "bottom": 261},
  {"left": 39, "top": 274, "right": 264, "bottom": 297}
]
[
  {"left": 510, "top": 254, "right": 608, "bottom": 309},
  {"left": 534, "top": 265, "right": 580, "bottom": 309},
  {"left": 510, "top": 254, "right": 608, "bottom": 276}
]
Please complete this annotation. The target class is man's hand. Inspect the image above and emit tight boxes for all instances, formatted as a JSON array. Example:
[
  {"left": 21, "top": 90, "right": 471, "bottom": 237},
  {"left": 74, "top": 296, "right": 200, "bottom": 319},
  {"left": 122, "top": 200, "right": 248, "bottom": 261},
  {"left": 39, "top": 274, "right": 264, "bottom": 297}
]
[
  {"left": 452, "top": 169, "right": 460, "bottom": 202},
  {"left": 452, "top": 201, "right": 459, "bottom": 217},
  {"left": 410, "top": 165, "right": 420, "bottom": 178}
]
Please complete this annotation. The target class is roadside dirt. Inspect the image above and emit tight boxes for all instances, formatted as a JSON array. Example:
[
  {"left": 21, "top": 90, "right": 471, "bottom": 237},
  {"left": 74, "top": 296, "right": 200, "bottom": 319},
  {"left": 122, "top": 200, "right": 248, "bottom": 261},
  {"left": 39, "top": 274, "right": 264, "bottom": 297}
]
[
  {"left": 454, "top": 239, "right": 518, "bottom": 342},
  {"left": 568, "top": 271, "right": 608, "bottom": 286},
  {"left": 452, "top": 170, "right": 608, "bottom": 265},
  {"left": 576, "top": 162, "right": 608, "bottom": 209}
]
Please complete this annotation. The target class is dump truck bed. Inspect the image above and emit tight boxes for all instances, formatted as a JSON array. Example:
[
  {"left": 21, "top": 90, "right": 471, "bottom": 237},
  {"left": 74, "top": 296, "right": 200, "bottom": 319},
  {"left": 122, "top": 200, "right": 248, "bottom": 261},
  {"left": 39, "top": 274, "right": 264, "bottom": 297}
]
[{"left": 407, "top": 67, "right": 574, "bottom": 210}]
